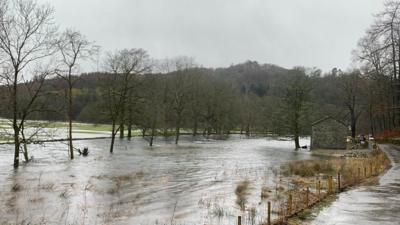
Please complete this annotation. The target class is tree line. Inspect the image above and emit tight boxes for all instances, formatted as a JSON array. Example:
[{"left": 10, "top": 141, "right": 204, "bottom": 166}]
[{"left": 0, "top": 0, "right": 398, "bottom": 168}]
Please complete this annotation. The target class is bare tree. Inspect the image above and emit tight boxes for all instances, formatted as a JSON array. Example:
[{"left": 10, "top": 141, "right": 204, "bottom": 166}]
[
  {"left": 0, "top": 0, "right": 57, "bottom": 168},
  {"left": 141, "top": 73, "right": 163, "bottom": 146},
  {"left": 281, "top": 68, "right": 312, "bottom": 149},
  {"left": 154, "top": 58, "right": 176, "bottom": 137},
  {"left": 360, "top": 1, "right": 400, "bottom": 127},
  {"left": 338, "top": 71, "right": 365, "bottom": 138},
  {"left": 102, "top": 49, "right": 149, "bottom": 153},
  {"left": 56, "top": 29, "right": 98, "bottom": 159},
  {"left": 169, "top": 56, "right": 196, "bottom": 144}
]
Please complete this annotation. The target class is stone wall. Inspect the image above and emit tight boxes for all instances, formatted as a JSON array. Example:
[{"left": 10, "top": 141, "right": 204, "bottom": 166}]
[{"left": 311, "top": 118, "right": 347, "bottom": 150}]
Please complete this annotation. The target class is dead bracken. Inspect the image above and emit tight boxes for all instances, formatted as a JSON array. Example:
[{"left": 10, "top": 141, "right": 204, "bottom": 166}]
[{"left": 235, "top": 180, "right": 250, "bottom": 210}]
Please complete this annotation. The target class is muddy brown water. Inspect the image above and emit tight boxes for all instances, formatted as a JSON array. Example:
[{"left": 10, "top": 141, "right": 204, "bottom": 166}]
[
  {"left": 310, "top": 144, "right": 400, "bottom": 225},
  {"left": 0, "top": 135, "right": 315, "bottom": 225}
]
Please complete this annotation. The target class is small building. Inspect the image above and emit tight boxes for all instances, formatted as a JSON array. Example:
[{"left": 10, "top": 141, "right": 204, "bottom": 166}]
[{"left": 311, "top": 116, "right": 348, "bottom": 150}]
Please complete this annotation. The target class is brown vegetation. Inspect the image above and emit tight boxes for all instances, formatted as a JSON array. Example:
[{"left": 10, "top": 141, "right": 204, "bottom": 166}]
[
  {"left": 235, "top": 180, "right": 250, "bottom": 210},
  {"left": 258, "top": 146, "right": 391, "bottom": 225}
]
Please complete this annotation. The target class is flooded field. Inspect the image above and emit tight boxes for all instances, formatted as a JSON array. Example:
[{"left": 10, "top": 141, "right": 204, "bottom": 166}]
[
  {"left": 311, "top": 144, "right": 400, "bottom": 225},
  {"left": 0, "top": 135, "right": 314, "bottom": 225}
]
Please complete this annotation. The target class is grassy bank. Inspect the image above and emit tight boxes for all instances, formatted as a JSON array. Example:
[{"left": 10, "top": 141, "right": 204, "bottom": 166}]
[
  {"left": 234, "top": 145, "right": 391, "bottom": 225},
  {"left": 43, "top": 122, "right": 112, "bottom": 132},
  {"left": 276, "top": 146, "right": 390, "bottom": 225}
]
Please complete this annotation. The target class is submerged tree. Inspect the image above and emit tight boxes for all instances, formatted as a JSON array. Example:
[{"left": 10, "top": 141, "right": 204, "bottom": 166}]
[
  {"left": 0, "top": 0, "right": 58, "bottom": 168},
  {"left": 169, "top": 56, "right": 197, "bottom": 144},
  {"left": 102, "top": 49, "right": 150, "bottom": 153},
  {"left": 141, "top": 73, "right": 164, "bottom": 146},
  {"left": 281, "top": 68, "right": 312, "bottom": 149},
  {"left": 56, "top": 29, "right": 98, "bottom": 159}
]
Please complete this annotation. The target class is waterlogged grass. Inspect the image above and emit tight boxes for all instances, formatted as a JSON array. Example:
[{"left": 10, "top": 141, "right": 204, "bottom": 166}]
[
  {"left": 256, "top": 146, "right": 390, "bottom": 225},
  {"left": 31, "top": 122, "right": 144, "bottom": 134},
  {"left": 0, "top": 118, "right": 155, "bottom": 141},
  {"left": 0, "top": 119, "right": 112, "bottom": 132},
  {"left": 74, "top": 123, "right": 112, "bottom": 132},
  {"left": 0, "top": 135, "right": 13, "bottom": 142},
  {"left": 43, "top": 122, "right": 111, "bottom": 131},
  {"left": 287, "top": 195, "right": 338, "bottom": 225}
]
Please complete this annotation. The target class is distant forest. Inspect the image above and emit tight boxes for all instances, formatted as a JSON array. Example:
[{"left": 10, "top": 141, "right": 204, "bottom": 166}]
[{"left": 0, "top": 60, "right": 382, "bottom": 138}]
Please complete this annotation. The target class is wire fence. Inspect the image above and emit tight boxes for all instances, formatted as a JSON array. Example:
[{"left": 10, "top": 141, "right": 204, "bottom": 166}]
[{"left": 235, "top": 145, "right": 391, "bottom": 225}]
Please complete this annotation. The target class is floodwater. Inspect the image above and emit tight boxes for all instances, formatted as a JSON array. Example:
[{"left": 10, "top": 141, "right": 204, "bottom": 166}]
[
  {"left": 311, "top": 144, "right": 400, "bottom": 225},
  {"left": 0, "top": 127, "right": 110, "bottom": 144},
  {"left": 0, "top": 135, "right": 313, "bottom": 225}
]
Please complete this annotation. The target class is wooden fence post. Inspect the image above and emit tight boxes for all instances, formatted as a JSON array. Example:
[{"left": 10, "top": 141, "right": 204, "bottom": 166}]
[
  {"left": 358, "top": 168, "right": 361, "bottom": 180},
  {"left": 327, "top": 178, "right": 330, "bottom": 194},
  {"left": 337, "top": 173, "right": 341, "bottom": 192},
  {"left": 238, "top": 216, "right": 241, "bottom": 225},
  {"left": 288, "top": 193, "right": 292, "bottom": 215},
  {"left": 306, "top": 187, "right": 309, "bottom": 206},
  {"left": 267, "top": 201, "right": 271, "bottom": 225},
  {"left": 318, "top": 180, "right": 321, "bottom": 199},
  {"left": 364, "top": 167, "right": 367, "bottom": 178},
  {"left": 370, "top": 163, "right": 373, "bottom": 176}
]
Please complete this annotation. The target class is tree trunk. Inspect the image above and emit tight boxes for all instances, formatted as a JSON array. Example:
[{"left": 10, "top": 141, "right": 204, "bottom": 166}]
[
  {"left": 294, "top": 134, "right": 300, "bottom": 149},
  {"left": 110, "top": 122, "right": 116, "bottom": 153},
  {"left": 68, "top": 83, "right": 74, "bottom": 160},
  {"left": 127, "top": 95, "right": 133, "bottom": 139},
  {"left": 192, "top": 119, "right": 198, "bottom": 136},
  {"left": 391, "top": 24, "right": 398, "bottom": 127},
  {"left": 175, "top": 126, "right": 180, "bottom": 144},
  {"left": 13, "top": 70, "right": 19, "bottom": 168},
  {"left": 127, "top": 122, "right": 132, "bottom": 139},
  {"left": 163, "top": 128, "right": 168, "bottom": 137},
  {"left": 245, "top": 123, "right": 250, "bottom": 136},
  {"left": 21, "top": 124, "right": 29, "bottom": 162},
  {"left": 119, "top": 123, "right": 124, "bottom": 139},
  {"left": 13, "top": 129, "right": 20, "bottom": 168},
  {"left": 351, "top": 110, "right": 356, "bottom": 138},
  {"left": 22, "top": 143, "right": 28, "bottom": 162},
  {"left": 119, "top": 101, "right": 125, "bottom": 139},
  {"left": 368, "top": 104, "right": 375, "bottom": 137},
  {"left": 207, "top": 127, "right": 212, "bottom": 136},
  {"left": 175, "top": 115, "right": 181, "bottom": 145},
  {"left": 294, "top": 114, "right": 300, "bottom": 149},
  {"left": 150, "top": 127, "right": 155, "bottom": 147},
  {"left": 142, "top": 128, "right": 146, "bottom": 138}
]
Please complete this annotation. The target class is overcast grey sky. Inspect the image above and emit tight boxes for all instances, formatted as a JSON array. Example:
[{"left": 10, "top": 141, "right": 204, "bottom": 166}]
[{"left": 40, "top": 0, "right": 383, "bottom": 72}]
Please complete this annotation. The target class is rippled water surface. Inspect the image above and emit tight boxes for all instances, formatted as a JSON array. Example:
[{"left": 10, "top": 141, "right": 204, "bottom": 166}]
[
  {"left": 311, "top": 144, "right": 400, "bottom": 225},
  {"left": 0, "top": 135, "right": 313, "bottom": 225}
]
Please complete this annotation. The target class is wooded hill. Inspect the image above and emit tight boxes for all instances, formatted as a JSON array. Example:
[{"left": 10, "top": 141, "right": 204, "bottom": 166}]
[{"left": 0, "top": 60, "right": 378, "bottom": 139}]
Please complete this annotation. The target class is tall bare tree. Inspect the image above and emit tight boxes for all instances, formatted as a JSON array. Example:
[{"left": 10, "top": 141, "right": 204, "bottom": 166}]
[
  {"left": 361, "top": 1, "right": 400, "bottom": 127},
  {"left": 56, "top": 29, "right": 98, "bottom": 159},
  {"left": 338, "top": 71, "right": 365, "bottom": 138},
  {"left": 354, "top": 1, "right": 400, "bottom": 131},
  {"left": 141, "top": 73, "right": 163, "bottom": 146},
  {"left": 169, "top": 56, "right": 196, "bottom": 144},
  {"left": 102, "top": 49, "right": 149, "bottom": 152},
  {"left": 0, "top": 0, "right": 57, "bottom": 168},
  {"left": 281, "top": 68, "right": 312, "bottom": 149}
]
